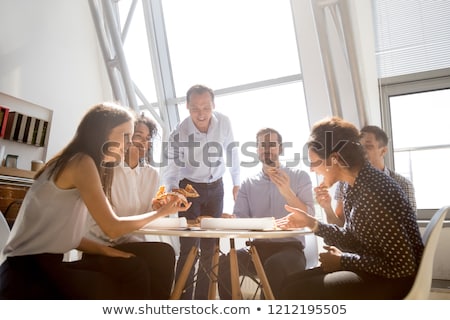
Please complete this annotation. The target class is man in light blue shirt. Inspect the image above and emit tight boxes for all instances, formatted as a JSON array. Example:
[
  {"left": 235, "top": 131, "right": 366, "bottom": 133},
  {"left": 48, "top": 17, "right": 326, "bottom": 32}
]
[
  {"left": 162, "top": 84, "right": 240, "bottom": 299},
  {"left": 218, "top": 128, "right": 315, "bottom": 299}
]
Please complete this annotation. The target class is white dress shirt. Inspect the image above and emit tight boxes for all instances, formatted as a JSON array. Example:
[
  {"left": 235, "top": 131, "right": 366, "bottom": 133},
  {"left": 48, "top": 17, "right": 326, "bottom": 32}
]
[
  {"left": 162, "top": 111, "right": 240, "bottom": 191},
  {"left": 86, "top": 163, "right": 160, "bottom": 245}
]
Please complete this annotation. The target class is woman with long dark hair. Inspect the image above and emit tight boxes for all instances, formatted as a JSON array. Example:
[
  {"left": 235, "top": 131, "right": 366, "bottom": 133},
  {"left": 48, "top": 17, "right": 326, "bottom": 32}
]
[{"left": 0, "top": 103, "right": 190, "bottom": 299}]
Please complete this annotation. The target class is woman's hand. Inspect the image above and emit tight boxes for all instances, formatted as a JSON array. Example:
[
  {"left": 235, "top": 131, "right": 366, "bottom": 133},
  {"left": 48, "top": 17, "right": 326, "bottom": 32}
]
[
  {"left": 154, "top": 195, "right": 191, "bottom": 218},
  {"left": 276, "top": 204, "right": 316, "bottom": 229},
  {"left": 77, "top": 238, "right": 135, "bottom": 258},
  {"left": 314, "top": 184, "right": 332, "bottom": 210},
  {"left": 101, "top": 246, "right": 136, "bottom": 258},
  {"left": 319, "top": 245, "right": 342, "bottom": 273}
]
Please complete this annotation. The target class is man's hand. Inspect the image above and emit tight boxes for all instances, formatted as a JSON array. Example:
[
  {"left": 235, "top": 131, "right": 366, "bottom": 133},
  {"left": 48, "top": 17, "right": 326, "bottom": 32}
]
[
  {"left": 266, "top": 168, "right": 291, "bottom": 198},
  {"left": 232, "top": 185, "right": 240, "bottom": 201},
  {"left": 221, "top": 213, "right": 236, "bottom": 218}
]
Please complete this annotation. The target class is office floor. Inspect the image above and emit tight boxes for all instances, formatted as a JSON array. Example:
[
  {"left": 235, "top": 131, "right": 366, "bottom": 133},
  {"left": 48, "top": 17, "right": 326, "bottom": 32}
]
[
  {"left": 429, "top": 280, "right": 450, "bottom": 299},
  {"left": 239, "top": 278, "right": 450, "bottom": 300}
]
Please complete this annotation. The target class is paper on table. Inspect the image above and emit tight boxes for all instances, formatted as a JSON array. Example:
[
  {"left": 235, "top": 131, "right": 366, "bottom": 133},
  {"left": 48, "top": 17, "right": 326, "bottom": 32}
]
[
  {"left": 200, "top": 217, "right": 276, "bottom": 230},
  {"left": 143, "top": 217, "right": 187, "bottom": 229}
]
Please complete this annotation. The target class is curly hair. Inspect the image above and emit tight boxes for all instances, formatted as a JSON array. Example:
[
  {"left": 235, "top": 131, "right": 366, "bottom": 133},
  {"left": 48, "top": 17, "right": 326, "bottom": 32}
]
[{"left": 307, "top": 116, "right": 366, "bottom": 169}]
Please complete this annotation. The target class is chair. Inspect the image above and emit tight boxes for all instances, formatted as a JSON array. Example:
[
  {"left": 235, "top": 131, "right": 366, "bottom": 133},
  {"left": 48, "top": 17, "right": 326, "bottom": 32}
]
[
  {"left": 404, "top": 205, "right": 449, "bottom": 300},
  {"left": 0, "top": 212, "right": 11, "bottom": 264},
  {"left": 304, "top": 233, "right": 319, "bottom": 269}
]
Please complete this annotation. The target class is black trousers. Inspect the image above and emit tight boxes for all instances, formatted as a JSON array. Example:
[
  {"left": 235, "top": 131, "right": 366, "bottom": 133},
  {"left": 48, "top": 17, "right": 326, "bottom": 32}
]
[
  {"left": 0, "top": 242, "right": 175, "bottom": 299},
  {"left": 279, "top": 267, "right": 415, "bottom": 300}
]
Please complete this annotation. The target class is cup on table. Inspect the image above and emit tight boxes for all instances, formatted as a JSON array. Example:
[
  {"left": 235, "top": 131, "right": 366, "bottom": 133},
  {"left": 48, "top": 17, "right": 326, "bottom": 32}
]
[{"left": 31, "top": 160, "right": 44, "bottom": 171}]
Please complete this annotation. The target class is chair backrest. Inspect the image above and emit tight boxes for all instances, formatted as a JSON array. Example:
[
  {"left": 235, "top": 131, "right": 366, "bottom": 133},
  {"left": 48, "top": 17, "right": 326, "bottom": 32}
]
[
  {"left": 305, "top": 233, "right": 319, "bottom": 269},
  {"left": 404, "top": 206, "right": 449, "bottom": 299}
]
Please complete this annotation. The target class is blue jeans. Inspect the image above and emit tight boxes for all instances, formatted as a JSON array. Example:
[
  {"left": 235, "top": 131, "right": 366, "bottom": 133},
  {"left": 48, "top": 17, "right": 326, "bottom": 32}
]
[{"left": 175, "top": 178, "right": 224, "bottom": 299}]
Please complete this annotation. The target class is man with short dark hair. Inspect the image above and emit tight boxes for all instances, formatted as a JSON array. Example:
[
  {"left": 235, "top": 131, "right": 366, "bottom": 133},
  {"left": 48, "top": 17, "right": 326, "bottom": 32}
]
[{"left": 217, "top": 128, "right": 315, "bottom": 299}]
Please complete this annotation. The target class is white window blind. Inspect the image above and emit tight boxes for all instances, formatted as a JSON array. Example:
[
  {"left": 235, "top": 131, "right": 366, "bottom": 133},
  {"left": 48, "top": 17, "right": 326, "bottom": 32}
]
[{"left": 373, "top": 0, "right": 450, "bottom": 78}]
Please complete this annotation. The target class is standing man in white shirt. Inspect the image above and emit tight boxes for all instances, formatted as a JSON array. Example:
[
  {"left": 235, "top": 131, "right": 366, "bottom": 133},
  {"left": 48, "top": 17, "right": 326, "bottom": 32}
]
[{"left": 162, "top": 84, "right": 240, "bottom": 299}]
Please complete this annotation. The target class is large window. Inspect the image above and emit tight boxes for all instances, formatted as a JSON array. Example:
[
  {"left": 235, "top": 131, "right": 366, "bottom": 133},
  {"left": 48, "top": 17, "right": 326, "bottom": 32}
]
[
  {"left": 162, "top": 0, "right": 301, "bottom": 94},
  {"left": 178, "top": 83, "right": 310, "bottom": 211},
  {"left": 115, "top": 0, "right": 311, "bottom": 212},
  {"left": 118, "top": 0, "right": 158, "bottom": 105},
  {"left": 373, "top": 0, "right": 450, "bottom": 211},
  {"left": 387, "top": 83, "right": 450, "bottom": 210}
]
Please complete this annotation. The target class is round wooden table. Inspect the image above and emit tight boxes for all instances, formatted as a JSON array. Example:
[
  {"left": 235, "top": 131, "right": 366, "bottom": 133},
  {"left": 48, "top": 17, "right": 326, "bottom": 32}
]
[{"left": 136, "top": 227, "right": 312, "bottom": 299}]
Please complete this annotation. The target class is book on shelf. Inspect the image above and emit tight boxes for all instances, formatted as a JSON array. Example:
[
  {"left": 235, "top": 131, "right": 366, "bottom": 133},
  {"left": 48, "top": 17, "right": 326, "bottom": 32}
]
[
  {"left": 31, "top": 118, "right": 40, "bottom": 145},
  {"left": 0, "top": 106, "right": 10, "bottom": 138},
  {"left": 12, "top": 113, "right": 24, "bottom": 141},
  {"left": 35, "top": 119, "right": 49, "bottom": 147},
  {"left": 39, "top": 120, "right": 49, "bottom": 147},
  {"left": 18, "top": 115, "right": 31, "bottom": 143},
  {"left": 26, "top": 117, "right": 37, "bottom": 144},
  {"left": 4, "top": 111, "right": 19, "bottom": 140},
  {"left": 4, "top": 111, "right": 18, "bottom": 140}
]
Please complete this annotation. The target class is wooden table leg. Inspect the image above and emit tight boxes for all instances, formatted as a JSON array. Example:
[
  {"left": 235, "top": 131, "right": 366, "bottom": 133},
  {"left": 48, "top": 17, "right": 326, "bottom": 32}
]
[
  {"left": 170, "top": 246, "right": 198, "bottom": 300},
  {"left": 207, "top": 241, "right": 220, "bottom": 299},
  {"left": 250, "top": 245, "right": 275, "bottom": 300},
  {"left": 229, "top": 238, "right": 243, "bottom": 299}
]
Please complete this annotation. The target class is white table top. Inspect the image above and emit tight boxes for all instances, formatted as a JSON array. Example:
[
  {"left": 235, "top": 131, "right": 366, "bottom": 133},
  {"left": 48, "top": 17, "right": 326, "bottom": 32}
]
[{"left": 135, "top": 227, "right": 312, "bottom": 239}]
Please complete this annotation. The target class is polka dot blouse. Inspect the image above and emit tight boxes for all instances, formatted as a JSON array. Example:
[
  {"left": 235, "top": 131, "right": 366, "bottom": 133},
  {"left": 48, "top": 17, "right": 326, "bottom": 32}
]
[{"left": 316, "top": 162, "right": 424, "bottom": 279}]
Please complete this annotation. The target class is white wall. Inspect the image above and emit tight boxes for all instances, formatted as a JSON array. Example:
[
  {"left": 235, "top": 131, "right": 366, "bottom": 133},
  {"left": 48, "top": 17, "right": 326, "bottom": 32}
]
[{"left": 0, "top": 0, "right": 112, "bottom": 166}]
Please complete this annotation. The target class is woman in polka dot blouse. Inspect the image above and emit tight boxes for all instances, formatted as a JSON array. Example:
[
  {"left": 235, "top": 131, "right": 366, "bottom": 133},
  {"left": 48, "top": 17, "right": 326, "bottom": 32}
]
[{"left": 277, "top": 116, "right": 424, "bottom": 299}]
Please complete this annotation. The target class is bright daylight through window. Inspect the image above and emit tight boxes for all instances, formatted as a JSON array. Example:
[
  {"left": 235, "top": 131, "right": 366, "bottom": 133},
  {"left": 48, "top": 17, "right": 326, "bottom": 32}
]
[{"left": 119, "top": 0, "right": 311, "bottom": 212}]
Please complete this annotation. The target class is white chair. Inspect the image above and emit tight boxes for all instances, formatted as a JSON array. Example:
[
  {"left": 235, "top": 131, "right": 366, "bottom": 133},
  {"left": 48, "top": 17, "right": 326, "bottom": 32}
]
[
  {"left": 404, "top": 205, "right": 449, "bottom": 300},
  {"left": 0, "top": 212, "right": 11, "bottom": 264},
  {"left": 304, "top": 233, "right": 319, "bottom": 269},
  {"left": 0, "top": 213, "right": 10, "bottom": 250}
]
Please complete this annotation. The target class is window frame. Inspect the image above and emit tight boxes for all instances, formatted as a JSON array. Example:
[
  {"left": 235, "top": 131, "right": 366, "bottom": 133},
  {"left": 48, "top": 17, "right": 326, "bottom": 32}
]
[{"left": 379, "top": 67, "right": 450, "bottom": 216}]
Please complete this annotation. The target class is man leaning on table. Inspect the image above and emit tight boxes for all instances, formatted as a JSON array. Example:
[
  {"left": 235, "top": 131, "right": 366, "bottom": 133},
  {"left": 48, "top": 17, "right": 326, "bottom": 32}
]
[
  {"left": 217, "top": 127, "right": 315, "bottom": 299},
  {"left": 162, "top": 84, "right": 240, "bottom": 300}
]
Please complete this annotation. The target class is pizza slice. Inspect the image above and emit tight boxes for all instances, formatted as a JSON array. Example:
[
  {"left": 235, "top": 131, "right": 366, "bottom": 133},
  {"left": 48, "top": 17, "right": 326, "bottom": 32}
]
[
  {"left": 152, "top": 184, "right": 199, "bottom": 210},
  {"left": 172, "top": 184, "right": 200, "bottom": 198}
]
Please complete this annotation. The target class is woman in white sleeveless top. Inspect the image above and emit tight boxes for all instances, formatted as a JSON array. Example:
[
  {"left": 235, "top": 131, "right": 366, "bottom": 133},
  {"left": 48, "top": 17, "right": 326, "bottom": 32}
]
[{"left": 0, "top": 103, "right": 190, "bottom": 299}]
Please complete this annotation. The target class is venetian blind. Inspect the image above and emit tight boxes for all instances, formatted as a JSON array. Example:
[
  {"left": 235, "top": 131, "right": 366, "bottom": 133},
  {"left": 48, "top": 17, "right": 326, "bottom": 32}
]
[{"left": 372, "top": 0, "right": 450, "bottom": 78}]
